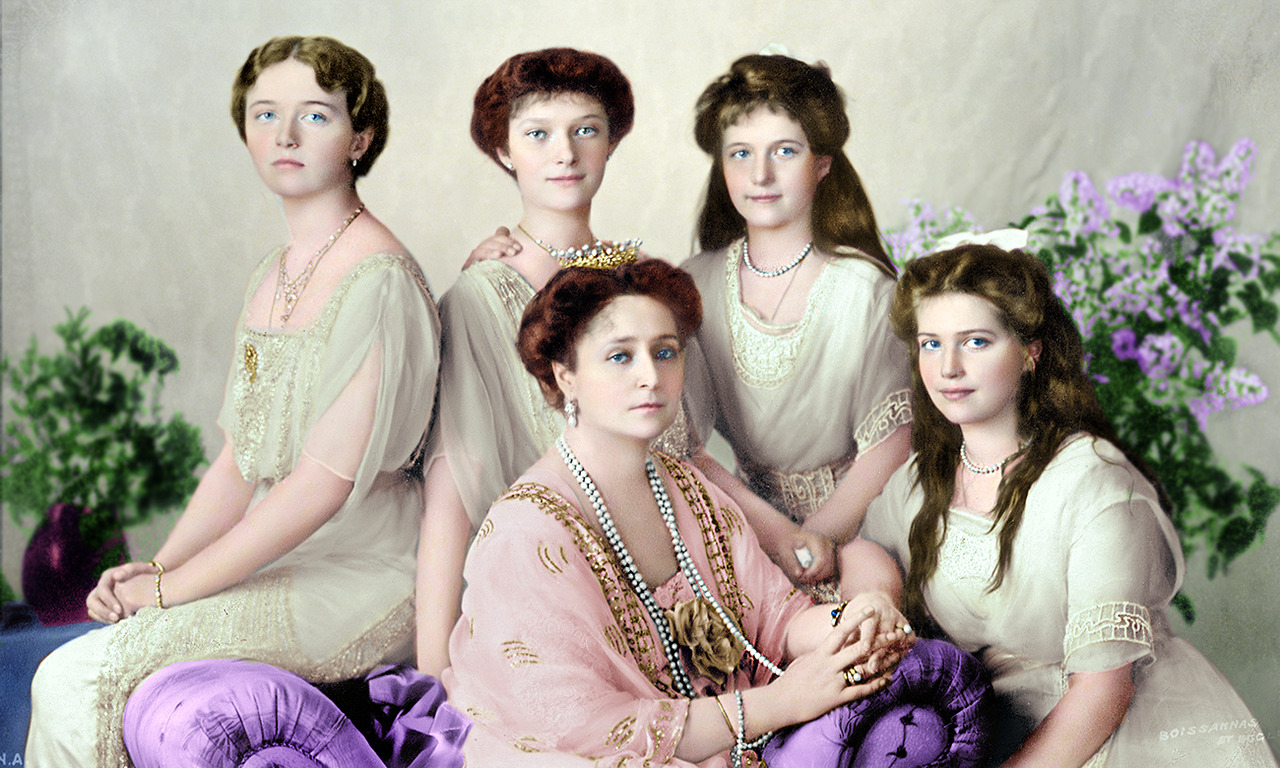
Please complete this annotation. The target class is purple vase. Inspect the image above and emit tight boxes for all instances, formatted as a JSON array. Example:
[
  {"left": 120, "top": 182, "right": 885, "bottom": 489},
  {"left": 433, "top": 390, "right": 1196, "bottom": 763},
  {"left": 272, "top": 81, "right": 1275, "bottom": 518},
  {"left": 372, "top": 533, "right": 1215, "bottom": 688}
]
[{"left": 21, "top": 503, "right": 129, "bottom": 626}]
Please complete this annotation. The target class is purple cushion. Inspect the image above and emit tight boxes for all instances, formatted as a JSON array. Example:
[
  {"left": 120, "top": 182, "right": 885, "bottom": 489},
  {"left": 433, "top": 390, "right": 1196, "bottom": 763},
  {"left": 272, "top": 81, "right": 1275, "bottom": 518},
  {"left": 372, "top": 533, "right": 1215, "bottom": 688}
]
[
  {"left": 124, "top": 660, "right": 383, "bottom": 768},
  {"left": 762, "top": 638, "right": 991, "bottom": 768},
  {"left": 124, "top": 661, "right": 470, "bottom": 768}
]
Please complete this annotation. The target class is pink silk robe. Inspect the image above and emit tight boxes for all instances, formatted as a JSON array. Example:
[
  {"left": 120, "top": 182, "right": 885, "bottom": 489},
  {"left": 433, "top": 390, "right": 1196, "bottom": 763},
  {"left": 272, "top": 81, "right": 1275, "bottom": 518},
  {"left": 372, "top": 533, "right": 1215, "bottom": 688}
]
[{"left": 443, "top": 454, "right": 811, "bottom": 767}]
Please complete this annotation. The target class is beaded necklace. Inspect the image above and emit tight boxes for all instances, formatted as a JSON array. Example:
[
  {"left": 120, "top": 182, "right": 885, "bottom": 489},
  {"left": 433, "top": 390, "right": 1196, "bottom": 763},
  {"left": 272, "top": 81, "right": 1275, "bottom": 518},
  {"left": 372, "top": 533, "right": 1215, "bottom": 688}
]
[
  {"left": 557, "top": 437, "right": 777, "bottom": 764},
  {"left": 274, "top": 204, "right": 365, "bottom": 325},
  {"left": 742, "top": 239, "right": 812, "bottom": 278},
  {"left": 517, "top": 223, "right": 641, "bottom": 270}
]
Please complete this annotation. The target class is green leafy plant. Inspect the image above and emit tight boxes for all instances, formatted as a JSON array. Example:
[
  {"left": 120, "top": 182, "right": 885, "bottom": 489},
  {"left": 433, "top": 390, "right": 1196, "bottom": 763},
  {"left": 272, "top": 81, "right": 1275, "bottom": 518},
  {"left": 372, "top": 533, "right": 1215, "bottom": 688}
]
[
  {"left": 885, "top": 139, "right": 1280, "bottom": 623},
  {"left": 1, "top": 308, "right": 205, "bottom": 565}
]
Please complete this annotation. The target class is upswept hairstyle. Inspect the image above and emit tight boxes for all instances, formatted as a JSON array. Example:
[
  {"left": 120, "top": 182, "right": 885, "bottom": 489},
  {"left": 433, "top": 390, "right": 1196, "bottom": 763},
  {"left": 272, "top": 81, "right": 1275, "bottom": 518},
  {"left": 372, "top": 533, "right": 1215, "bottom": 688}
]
[
  {"left": 693, "top": 54, "right": 892, "bottom": 275},
  {"left": 518, "top": 260, "right": 702, "bottom": 410},
  {"left": 471, "top": 47, "right": 635, "bottom": 177},
  {"left": 890, "top": 244, "right": 1167, "bottom": 625},
  {"left": 231, "top": 35, "right": 389, "bottom": 179}
]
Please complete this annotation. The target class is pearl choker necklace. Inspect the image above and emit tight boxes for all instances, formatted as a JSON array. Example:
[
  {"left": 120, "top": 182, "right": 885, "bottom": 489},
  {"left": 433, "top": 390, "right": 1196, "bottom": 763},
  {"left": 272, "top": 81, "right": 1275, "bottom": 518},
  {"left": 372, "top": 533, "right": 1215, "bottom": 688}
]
[
  {"left": 518, "top": 223, "right": 641, "bottom": 270},
  {"left": 742, "top": 239, "right": 812, "bottom": 278},
  {"left": 959, "top": 441, "right": 1028, "bottom": 475}
]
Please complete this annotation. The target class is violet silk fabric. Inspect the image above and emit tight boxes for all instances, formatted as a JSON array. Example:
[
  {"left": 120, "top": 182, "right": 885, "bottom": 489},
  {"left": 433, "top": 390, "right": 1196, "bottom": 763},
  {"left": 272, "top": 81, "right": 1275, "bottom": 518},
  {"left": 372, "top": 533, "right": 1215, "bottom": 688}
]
[
  {"left": 763, "top": 639, "right": 991, "bottom": 768},
  {"left": 123, "top": 660, "right": 469, "bottom": 768}
]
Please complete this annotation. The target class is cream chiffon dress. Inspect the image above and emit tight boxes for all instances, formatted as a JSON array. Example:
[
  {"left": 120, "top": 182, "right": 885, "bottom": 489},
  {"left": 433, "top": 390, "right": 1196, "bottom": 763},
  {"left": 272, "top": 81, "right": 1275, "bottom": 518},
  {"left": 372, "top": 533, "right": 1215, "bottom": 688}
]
[
  {"left": 26, "top": 252, "right": 440, "bottom": 767},
  {"left": 862, "top": 435, "right": 1278, "bottom": 766},
  {"left": 681, "top": 240, "right": 911, "bottom": 523}
]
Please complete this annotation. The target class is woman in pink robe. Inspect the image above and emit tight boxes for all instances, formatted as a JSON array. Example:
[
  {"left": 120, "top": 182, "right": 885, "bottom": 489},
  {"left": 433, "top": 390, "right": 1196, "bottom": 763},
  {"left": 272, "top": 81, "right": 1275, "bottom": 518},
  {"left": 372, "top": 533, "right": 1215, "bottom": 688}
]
[{"left": 443, "top": 259, "right": 915, "bottom": 767}]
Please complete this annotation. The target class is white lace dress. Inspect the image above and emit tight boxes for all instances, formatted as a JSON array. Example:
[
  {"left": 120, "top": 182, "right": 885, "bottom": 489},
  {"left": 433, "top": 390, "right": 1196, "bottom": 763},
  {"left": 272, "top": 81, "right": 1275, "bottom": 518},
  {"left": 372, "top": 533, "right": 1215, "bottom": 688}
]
[{"left": 862, "top": 435, "right": 1277, "bottom": 766}]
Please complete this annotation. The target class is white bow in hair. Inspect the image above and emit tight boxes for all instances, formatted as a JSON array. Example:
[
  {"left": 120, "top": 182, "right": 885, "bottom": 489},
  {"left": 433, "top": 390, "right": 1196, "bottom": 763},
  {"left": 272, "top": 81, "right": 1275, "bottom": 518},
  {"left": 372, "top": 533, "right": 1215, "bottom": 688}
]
[{"left": 933, "top": 229, "right": 1029, "bottom": 252}]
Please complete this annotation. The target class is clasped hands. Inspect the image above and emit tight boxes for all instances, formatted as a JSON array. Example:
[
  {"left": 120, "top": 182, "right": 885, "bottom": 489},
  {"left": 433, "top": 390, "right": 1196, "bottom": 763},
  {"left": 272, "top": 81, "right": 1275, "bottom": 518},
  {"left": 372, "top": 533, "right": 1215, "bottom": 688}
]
[{"left": 86, "top": 561, "right": 160, "bottom": 624}]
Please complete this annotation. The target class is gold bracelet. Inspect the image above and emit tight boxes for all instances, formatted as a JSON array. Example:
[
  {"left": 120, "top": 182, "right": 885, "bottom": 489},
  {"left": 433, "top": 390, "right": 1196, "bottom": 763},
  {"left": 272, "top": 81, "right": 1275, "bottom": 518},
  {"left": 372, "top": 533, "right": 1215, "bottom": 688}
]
[
  {"left": 149, "top": 560, "right": 166, "bottom": 609},
  {"left": 715, "top": 694, "right": 735, "bottom": 736}
]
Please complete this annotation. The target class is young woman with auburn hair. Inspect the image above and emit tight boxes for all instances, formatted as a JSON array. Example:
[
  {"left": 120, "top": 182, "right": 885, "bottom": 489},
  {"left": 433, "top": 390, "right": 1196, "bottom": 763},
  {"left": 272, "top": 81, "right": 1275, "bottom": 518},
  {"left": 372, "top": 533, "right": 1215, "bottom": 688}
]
[
  {"left": 681, "top": 53, "right": 911, "bottom": 603},
  {"left": 28, "top": 35, "right": 443, "bottom": 766},
  {"left": 862, "top": 239, "right": 1277, "bottom": 766},
  {"left": 415, "top": 47, "right": 713, "bottom": 677}
]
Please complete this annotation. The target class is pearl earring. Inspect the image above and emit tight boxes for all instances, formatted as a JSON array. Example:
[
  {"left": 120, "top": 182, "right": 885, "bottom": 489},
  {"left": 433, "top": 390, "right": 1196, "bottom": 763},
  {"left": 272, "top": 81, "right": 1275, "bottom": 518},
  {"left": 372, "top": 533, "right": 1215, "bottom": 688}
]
[{"left": 564, "top": 399, "right": 578, "bottom": 428}]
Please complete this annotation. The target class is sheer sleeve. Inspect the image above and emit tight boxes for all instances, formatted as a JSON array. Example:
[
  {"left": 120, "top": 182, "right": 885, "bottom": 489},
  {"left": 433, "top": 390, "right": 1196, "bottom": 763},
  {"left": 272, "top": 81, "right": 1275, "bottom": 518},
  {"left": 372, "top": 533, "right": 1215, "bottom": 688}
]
[
  {"left": 303, "top": 257, "right": 439, "bottom": 498},
  {"left": 850, "top": 274, "right": 912, "bottom": 456},
  {"left": 429, "top": 265, "right": 560, "bottom": 526}
]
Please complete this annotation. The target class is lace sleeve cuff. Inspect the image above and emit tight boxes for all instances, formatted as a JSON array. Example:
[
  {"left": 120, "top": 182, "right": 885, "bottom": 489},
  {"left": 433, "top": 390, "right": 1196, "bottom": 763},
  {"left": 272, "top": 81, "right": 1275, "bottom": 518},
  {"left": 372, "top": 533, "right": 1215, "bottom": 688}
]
[
  {"left": 854, "top": 389, "right": 912, "bottom": 453},
  {"left": 1064, "top": 601, "right": 1154, "bottom": 671}
]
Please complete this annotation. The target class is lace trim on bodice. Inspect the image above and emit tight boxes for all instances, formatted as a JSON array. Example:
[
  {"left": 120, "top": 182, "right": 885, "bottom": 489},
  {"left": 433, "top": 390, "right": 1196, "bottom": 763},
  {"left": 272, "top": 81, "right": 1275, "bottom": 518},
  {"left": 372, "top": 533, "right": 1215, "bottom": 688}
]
[
  {"left": 232, "top": 253, "right": 430, "bottom": 482},
  {"left": 1063, "top": 600, "right": 1153, "bottom": 660},
  {"left": 937, "top": 515, "right": 999, "bottom": 588},
  {"left": 854, "top": 389, "right": 913, "bottom": 451},
  {"left": 725, "top": 239, "right": 833, "bottom": 389}
]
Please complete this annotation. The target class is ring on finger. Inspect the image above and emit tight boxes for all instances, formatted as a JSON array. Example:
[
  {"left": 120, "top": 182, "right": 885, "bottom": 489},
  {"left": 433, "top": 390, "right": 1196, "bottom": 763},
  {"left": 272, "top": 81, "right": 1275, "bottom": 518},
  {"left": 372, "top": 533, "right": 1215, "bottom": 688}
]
[{"left": 842, "top": 666, "right": 863, "bottom": 686}]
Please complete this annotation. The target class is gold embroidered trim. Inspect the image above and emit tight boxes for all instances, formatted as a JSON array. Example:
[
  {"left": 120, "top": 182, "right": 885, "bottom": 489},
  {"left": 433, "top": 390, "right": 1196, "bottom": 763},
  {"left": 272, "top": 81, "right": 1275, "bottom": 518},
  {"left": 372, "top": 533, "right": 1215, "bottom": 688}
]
[
  {"left": 513, "top": 736, "right": 545, "bottom": 753},
  {"left": 1064, "top": 600, "right": 1153, "bottom": 659},
  {"left": 476, "top": 517, "right": 495, "bottom": 541},
  {"left": 501, "top": 639, "right": 541, "bottom": 667},
  {"left": 539, "top": 542, "right": 570, "bottom": 574},
  {"left": 606, "top": 715, "right": 638, "bottom": 748},
  {"left": 497, "top": 456, "right": 750, "bottom": 699},
  {"left": 496, "top": 481, "right": 671, "bottom": 695},
  {"left": 655, "top": 453, "right": 754, "bottom": 633},
  {"left": 725, "top": 239, "right": 833, "bottom": 389},
  {"left": 854, "top": 389, "right": 913, "bottom": 453}
]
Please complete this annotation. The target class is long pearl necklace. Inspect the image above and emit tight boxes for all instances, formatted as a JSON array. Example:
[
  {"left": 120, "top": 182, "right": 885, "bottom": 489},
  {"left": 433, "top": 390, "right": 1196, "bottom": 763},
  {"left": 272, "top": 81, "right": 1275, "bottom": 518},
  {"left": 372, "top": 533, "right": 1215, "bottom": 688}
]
[
  {"left": 274, "top": 204, "right": 365, "bottom": 325},
  {"left": 742, "top": 239, "right": 812, "bottom": 278},
  {"left": 558, "top": 438, "right": 777, "bottom": 766},
  {"left": 557, "top": 438, "right": 784, "bottom": 694}
]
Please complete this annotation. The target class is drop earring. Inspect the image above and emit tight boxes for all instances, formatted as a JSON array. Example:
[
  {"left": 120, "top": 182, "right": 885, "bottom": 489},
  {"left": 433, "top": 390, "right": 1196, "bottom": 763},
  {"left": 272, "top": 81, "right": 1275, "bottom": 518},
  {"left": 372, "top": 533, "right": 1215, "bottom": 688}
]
[{"left": 564, "top": 399, "right": 578, "bottom": 428}]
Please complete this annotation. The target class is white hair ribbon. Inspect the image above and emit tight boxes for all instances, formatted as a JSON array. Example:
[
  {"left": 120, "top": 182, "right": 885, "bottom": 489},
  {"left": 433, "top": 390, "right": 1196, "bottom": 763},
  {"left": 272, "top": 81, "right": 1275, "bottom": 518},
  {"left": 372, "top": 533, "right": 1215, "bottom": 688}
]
[{"left": 933, "top": 228, "right": 1029, "bottom": 252}]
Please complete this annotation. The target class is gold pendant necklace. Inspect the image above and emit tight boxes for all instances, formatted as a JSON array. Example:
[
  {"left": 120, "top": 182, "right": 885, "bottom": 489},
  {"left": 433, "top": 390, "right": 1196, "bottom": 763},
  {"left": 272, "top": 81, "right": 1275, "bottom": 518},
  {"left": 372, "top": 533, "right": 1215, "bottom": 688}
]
[{"left": 273, "top": 204, "right": 365, "bottom": 325}]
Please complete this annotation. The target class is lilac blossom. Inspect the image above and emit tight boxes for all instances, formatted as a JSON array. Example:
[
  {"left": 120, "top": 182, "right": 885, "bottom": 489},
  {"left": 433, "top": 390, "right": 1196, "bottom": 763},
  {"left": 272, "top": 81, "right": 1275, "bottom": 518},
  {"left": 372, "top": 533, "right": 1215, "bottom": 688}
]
[
  {"left": 1107, "top": 172, "right": 1174, "bottom": 213},
  {"left": 1136, "top": 332, "right": 1184, "bottom": 380},
  {"left": 1058, "top": 171, "right": 1114, "bottom": 238}
]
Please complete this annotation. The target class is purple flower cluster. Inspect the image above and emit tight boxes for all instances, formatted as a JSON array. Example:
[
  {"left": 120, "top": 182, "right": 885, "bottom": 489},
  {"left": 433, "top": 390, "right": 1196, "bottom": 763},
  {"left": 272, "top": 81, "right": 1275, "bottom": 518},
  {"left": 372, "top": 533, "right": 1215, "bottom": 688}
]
[
  {"left": 1059, "top": 171, "right": 1116, "bottom": 238},
  {"left": 1106, "top": 172, "right": 1174, "bottom": 213},
  {"left": 883, "top": 199, "right": 980, "bottom": 265},
  {"left": 886, "top": 138, "right": 1273, "bottom": 428},
  {"left": 1157, "top": 138, "right": 1257, "bottom": 237},
  {"left": 1189, "top": 364, "right": 1269, "bottom": 430}
]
